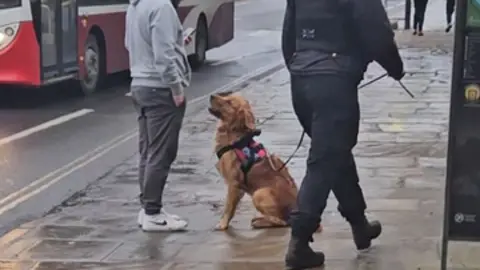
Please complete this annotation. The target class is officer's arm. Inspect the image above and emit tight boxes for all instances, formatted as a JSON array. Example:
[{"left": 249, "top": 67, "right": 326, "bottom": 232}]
[
  {"left": 351, "top": 0, "right": 403, "bottom": 77},
  {"left": 282, "top": 0, "right": 296, "bottom": 68}
]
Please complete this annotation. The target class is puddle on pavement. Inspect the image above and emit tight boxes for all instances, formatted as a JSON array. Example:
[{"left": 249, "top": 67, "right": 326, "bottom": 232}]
[
  {"left": 170, "top": 167, "right": 196, "bottom": 175},
  {"left": 33, "top": 225, "right": 94, "bottom": 239},
  {"left": 84, "top": 215, "right": 133, "bottom": 226},
  {"left": 0, "top": 261, "right": 35, "bottom": 270},
  {"left": 173, "top": 157, "right": 200, "bottom": 166},
  {"left": 168, "top": 262, "right": 286, "bottom": 270},
  {"left": 113, "top": 174, "right": 137, "bottom": 184},
  {"left": 104, "top": 241, "right": 183, "bottom": 262},
  {"left": 19, "top": 239, "right": 119, "bottom": 260},
  {"left": 30, "top": 261, "right": 166, "bottom": 270}
]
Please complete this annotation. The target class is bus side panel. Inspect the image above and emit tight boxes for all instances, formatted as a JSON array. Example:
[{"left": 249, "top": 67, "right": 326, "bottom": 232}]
[
  {"left": 77, "top": 11, "right": 129, "bottom": 78},
  {"left": 0, "top": 21, "right": 40, "bottom": 86},
  {"left": 179, "top": 5, "right": 200, "bottom": 56},
  {"left": 207, "top": 0, "right": 234, "bottom": 49}
]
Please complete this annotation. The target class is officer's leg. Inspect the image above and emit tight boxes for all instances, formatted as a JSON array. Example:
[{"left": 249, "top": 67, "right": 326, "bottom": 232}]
[
  {"left": 285, "top": 74, "right": 381, "bottom": 269},
  {"left": 330, "top": 96, "right": 365, "bottom": 218},
  {"left": 290, "top": 74, "right": 313, "bottom": 136},
  {"left": 291, "top": 75, "right": 366, "bottom": 225},
  {"left": 287, "top": 74, "right": 361, "bottom": 268},
  {"left": 335, "top": 156, "right": 366, "bottom": 219},
  {"left": 330, "top": 97, "right": 381, "bottom": 251}
]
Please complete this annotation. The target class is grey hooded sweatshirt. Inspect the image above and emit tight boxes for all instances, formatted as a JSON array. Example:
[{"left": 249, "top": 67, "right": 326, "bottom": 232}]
[{"left": 125, "top": 0, "right": 191, "bottom": 90}]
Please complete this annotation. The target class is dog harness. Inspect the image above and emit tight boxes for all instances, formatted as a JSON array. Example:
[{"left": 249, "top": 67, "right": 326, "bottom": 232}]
[{"left": 216, "top": 129, "right": 267, "bottom": 186}]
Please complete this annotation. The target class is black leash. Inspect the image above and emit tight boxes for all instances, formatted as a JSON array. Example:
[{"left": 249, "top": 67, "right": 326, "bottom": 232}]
[
  {"left": 398, "top": 81, "right": 415, "bottom": 98},
  {"left": 358, "top": 73, "right": 388, "bottom": 89},
  {"left": 275, "top": 130, "right": 306, "bottom": 172},
  {"left": 359, "top": 72, "right": 415, "bottom": 98},
  {"left": 278, "top": 73, "right": 415, "bottom": 171}
]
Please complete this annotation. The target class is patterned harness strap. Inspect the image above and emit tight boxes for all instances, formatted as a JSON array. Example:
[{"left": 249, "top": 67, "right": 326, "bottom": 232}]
[{"left": 216, "top": 129, "right": 265, "bottom": 187}]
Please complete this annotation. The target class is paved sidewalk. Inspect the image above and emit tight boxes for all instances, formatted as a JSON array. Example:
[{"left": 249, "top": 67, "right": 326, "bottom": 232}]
[{"left": 3, "top": 6, "right": 480, "bottom": 270}]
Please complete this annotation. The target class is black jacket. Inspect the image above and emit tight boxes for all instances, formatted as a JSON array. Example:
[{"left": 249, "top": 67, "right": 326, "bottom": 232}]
[{"left": 282, "top": 0, "right": 403, "bottom": 78}]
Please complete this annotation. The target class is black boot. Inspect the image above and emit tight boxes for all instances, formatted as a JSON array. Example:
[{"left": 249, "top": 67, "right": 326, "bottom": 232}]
[
  {"left": 285, "top": 236, "right": 325, "bottom": 270},
  {"left": 446, "top": 22, "right": 453, "bottom": 33},
  {"left": 350, "top": 218, "right": 382, "bottom": 251}
]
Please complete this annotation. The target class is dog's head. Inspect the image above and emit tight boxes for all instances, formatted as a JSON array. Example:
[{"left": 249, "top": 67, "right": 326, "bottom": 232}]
[{"left": 208, "top": 91, "right": 256, "bottom": 131}]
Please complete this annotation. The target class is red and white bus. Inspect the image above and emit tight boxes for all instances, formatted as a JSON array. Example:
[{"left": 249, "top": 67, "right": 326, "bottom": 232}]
[{"left": 0, "top": 0, "right": 234, "bottom": 94}]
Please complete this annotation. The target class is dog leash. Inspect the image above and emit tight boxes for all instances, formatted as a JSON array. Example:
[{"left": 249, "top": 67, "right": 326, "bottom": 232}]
[
  {"left": 358, "top": 73, "right": 388, "bottom": 89},
  {"left": 359, "top": 72, "right": 415, "bottom": 98},
  {"left": 398, "top": 81, "right": 415, "bottom": 98},
  {"left": 275, "top": 130, "right": 306, "bottom": 172},
  {"left": 277, "top": 74, "right": 415, "bottom": 172}
]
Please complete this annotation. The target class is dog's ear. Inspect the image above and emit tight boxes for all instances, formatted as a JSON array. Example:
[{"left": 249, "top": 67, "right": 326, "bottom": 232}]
[{"left": 241, "top": 108, "right": 256, "bottom": 130}]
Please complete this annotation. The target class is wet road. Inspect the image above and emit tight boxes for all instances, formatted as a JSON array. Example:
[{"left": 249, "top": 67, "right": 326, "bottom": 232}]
[{"left": 0, "top": 0, "right": 287, "bottom": 235}]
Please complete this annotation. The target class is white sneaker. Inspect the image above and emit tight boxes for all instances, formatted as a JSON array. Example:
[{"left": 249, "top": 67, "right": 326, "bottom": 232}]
[
  {"left": 142, "top": 212, "right": 188, "bottom": 232},
  {"left": 137, "top": 208, "right": 181, "bottom": 227},
  {"left": 160, "top": 208, "right": 181, "bottom": 220}
]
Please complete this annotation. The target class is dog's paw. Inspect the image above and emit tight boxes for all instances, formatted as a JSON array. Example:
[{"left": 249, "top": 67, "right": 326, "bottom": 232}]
[{"left": 214, "top": 222, "right": 229, "bottom": 231}]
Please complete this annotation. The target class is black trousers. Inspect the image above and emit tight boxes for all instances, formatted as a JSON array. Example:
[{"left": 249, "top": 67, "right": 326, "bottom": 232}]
[
  {"left": 446, "top": 0, "right": 455, "bottom": 24},
  {"left": 413, "top": 0, "right": 429, "bottom": 31},
  {"left": 289, "top": 74, "right": 367, "bottom": 238}
]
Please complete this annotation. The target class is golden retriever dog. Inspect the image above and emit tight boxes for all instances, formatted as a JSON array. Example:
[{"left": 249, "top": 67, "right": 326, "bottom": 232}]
[{"left": 208, "top": 91, "right": 323, "bottom": 232}]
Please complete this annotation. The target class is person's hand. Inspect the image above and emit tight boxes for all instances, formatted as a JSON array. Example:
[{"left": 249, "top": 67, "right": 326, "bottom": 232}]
[
  {"left": 171, "top": 84, "right": 185, "bottom": 107},
  {"left": 173, "top": 94, "right": 185, "bottom": 107}
]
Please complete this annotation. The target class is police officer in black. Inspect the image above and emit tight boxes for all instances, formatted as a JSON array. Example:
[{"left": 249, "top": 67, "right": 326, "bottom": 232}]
[{"left": 281, "top": 0, "right": 405, "bottom": 268}]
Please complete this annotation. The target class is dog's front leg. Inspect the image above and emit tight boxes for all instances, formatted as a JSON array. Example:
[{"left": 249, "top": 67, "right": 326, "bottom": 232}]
[{"left": 215, "top": 184, "right": 244, "bottom": 231}]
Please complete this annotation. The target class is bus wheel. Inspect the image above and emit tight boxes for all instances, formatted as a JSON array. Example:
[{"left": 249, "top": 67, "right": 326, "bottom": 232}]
[
  {"left": 80, "top": 34, "right": 105, "bottom": 95},
  {"left": 189, "top": 16, "right": 208, "bottom": 70}
]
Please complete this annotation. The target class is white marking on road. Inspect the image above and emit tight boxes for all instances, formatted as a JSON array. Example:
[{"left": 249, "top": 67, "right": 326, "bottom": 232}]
[
  {"left": 0, "top": 109, "right": 94, "bottom": 147},
  {"left": 0, "top": 61, "right": 284, "bottom": 215},
  {"left": 125, "top": 91, "right": 132, "bottom": 97},
  {"left": 0, "top": 131, "right": 137, "bottom": 215}
]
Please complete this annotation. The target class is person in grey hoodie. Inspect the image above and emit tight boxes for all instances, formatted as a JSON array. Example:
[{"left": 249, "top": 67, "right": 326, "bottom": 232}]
[{"left": 125, "top": 0, "right": 192, "bottom": 232}]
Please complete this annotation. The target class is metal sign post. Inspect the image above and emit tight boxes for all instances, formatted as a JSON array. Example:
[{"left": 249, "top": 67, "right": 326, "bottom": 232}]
[{"left": 442, "top": 0, "right": 480, "bottom": 268}]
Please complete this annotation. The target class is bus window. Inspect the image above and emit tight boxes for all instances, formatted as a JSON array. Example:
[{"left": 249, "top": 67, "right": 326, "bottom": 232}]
[{"left": 0, "top": 0, "right": 21, "bottom": 9}]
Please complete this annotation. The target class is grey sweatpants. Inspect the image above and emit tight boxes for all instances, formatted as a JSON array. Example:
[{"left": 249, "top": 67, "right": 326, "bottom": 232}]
[{"left": 131, "top": 86, "right": 186, "bottom": 215}]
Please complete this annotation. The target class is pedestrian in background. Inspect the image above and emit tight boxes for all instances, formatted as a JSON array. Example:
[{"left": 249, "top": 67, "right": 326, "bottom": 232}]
[
  {"left": 125, "top": 0, "right": 192, "bottom": 232},
  {"left": 281, "top": 0, "right": 404, "bottom": 268},
  {"left": 413, "top": 0, "right": 429, "bottom": 36},
  {"left": 446, "top": 0, "right": 455, "bottom": 32}
]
